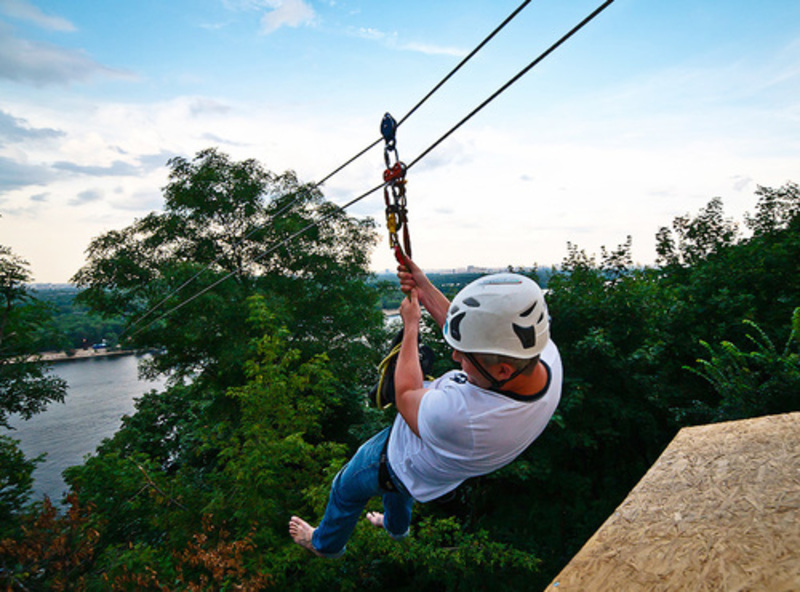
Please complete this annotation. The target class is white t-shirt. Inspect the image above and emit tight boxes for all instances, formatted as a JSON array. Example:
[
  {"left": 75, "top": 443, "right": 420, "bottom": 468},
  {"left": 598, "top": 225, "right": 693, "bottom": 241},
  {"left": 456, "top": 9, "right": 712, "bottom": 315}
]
[{"left": 388, "top": 340, "right": 562, "bottom": 502}]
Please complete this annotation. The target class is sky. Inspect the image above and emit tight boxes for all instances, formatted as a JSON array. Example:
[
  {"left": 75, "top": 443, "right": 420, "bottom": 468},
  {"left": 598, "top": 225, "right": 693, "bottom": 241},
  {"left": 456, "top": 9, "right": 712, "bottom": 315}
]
[{"left": 1, "top": 0, "right": 799, "bottom": 283}]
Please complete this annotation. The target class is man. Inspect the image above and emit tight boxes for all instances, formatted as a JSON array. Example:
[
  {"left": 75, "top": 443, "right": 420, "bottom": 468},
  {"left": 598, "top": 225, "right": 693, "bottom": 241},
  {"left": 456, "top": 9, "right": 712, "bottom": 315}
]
[{"left": 289, "top": 257, "right": 562, "bottom": 557}]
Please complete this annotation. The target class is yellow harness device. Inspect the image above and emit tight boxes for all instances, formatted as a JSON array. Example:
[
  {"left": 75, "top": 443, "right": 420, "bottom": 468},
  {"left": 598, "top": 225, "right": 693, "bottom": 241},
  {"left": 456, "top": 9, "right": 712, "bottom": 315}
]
[{"left": 370, "top": 329, "right": 435, "bottom": 409}]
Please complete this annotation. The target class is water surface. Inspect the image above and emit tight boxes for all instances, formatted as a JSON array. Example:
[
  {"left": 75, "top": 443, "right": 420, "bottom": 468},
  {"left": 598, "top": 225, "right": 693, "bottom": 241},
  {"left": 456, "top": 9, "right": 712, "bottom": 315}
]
[{"left": 4, "top": 354, "right": 165, "bottom": 501}]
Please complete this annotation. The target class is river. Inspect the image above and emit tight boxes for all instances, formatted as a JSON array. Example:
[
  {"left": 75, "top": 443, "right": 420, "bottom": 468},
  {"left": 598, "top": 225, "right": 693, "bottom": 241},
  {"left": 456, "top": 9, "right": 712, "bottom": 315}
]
[{"left": 3, "top": 354, "right": 166, "bottom": 501}]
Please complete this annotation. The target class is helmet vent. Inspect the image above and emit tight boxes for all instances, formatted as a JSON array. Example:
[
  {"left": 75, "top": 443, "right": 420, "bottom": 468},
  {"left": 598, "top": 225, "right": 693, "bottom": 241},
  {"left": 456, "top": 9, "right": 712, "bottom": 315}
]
[
  {"left": 520, "top": 302, "right": 538, "bottom": 317},
  {"left": 463, "top": 297, "right": 480, "bottom": 308},
  {"left": 512, "top": 323, "right": 536, "bottom": 349},
  {"left": 449, "top": 311, "right": 467, "bottom": 341}
]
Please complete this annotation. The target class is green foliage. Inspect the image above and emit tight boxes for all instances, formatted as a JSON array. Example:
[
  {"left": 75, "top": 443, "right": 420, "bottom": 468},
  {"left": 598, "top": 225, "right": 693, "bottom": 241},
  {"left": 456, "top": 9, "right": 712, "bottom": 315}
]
[
  {"left": 72, "top": 148, "right": 384, "bottom": 445},
  {"left": 0, "top": 435, "right": 40, "bottom": 531},
  {"left": 0, "top": 246, "right": 68, "bottom": 429},
  {"left": 745, "top": 182, "right": 800, "bottom": 236},
  {"left": 207, "top": 296, "right": 349, "bottom": 543},
  {"left": 501, "top": 183, "right": 800, "bottom": 585},
  {"left": 6, "top": 174, "right": 800, "bottom": 591},
  {"left": 0, "top": 251, "right": 67, "bottom": 423},
  {"left": 683, "top": 309, "right": 800, "bottom": 422},
  {"left": 0, "top": 245, "right": 66, "bottom": 525},
  {"left": 655, "top": 196, "right": 739, "bottom": 267},
  {"left": 32, "top": 285, "right": 126, "bottom": 351},
  {"left": 45, "top": 149, "right": 390, "bottom": 587},
  {"left": 281, "top": 515, "right": 539, "bottom": 592}
]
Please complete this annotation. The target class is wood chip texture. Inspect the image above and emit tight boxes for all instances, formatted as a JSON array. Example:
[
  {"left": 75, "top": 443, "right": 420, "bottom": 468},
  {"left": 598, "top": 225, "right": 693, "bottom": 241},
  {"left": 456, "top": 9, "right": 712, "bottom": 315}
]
[{"left": 548, "top": 412, "right": 800, "bottom": 592}]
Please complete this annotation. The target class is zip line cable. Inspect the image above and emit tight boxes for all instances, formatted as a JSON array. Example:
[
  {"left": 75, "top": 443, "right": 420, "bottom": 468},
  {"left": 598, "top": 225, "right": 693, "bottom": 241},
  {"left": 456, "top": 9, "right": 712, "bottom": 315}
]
[
  {"left": 128, "top": 181, "right": 386, "bottom": 337},
  {"left": 407, "top": 0, "right": 615, "bottom": 171},
  {"left": 125, "top": 0, "right": 613, "bottom": 338},
  {"left": 120, "top": 193, "right": 304, "bottom": 338},
  {"left": 317, "top": 0, "right": 532, "bottom": 184},
  {"left": 121, "top": 0, "right": 533, "bottom": 336}
]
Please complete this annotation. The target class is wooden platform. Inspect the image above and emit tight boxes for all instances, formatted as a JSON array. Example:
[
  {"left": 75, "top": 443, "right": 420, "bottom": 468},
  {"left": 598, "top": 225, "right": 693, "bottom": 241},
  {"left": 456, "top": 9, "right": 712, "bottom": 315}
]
[{"left": 548, "top": 412, "right": 800, "bottom": 591}]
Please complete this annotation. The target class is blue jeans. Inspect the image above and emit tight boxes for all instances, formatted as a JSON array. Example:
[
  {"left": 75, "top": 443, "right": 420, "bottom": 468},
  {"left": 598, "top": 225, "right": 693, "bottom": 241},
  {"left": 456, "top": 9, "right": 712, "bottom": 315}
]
[{"left": 312, "top": 427, "right": 414, "bottom": 557}]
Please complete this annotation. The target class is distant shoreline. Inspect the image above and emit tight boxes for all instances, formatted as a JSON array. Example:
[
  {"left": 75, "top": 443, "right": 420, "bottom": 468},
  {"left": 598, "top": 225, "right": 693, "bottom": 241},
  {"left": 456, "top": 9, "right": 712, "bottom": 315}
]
[{"left": 34, "top": 349, "right": 137, "bottom": 364}]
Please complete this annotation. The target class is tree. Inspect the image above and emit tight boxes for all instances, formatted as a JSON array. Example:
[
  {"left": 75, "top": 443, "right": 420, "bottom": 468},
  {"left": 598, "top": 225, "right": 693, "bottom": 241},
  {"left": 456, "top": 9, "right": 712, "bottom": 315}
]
[
  {"left": 0, "top": 494, "right": 99, "bottom": 591},
  {"left": 657, "top": 184, "right": 800, "bottom": 360},
  {"left": 0, "top": 435, "right": 39, "bottom": 532},
  {"left": 461, "top": 240, "right": 675, "bottom": 587},
  {"left": 0, "top": 245, "right": 67, "bottom": 522},
  {"left": 72, "top": 148, "right": 384, "bottom": 445},
  {"left": 683, "top": 309, "right": 800, "bottom": 423},
  {"left": 59, "top": 148, "right": 392, "bottom": 583},
  {"left": 655, "top": 196, "right": 739, "bottom": 267},
  {"left": 745, "top": 182, "right": 800, "bottom": 237},
  {"left": 19, "top": 166, "right": 798, "bottom": 590},
  {"left": 509, "top": 185, "right": 800, "bottom": 586},
  {"left": 0, "top": 246, "right": 67, "bottom": 428}
]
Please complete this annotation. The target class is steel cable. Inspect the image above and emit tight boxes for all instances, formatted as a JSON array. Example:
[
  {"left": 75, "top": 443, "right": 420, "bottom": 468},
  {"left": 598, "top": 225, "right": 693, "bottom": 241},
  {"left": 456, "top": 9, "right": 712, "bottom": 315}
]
[
  {"left": 122, "top": 1, "right": 533, "bottom": 336},
  {"left": 124, "top": 0, "right": 614, "bottom": 338}
]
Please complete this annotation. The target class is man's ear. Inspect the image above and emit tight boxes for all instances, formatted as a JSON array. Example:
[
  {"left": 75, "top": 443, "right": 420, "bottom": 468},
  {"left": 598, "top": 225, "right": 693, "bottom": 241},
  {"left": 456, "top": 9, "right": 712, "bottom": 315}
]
[{"left": 495, "top": 362, "right": 516, "bottom": 381}]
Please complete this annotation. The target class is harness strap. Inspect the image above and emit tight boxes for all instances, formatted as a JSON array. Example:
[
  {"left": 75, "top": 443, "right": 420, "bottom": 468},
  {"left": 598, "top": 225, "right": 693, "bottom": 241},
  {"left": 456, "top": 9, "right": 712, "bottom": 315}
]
[
  {"left": 463, "top": 352, "right": 536, "bottom": 392},
  {"left": 378, "top": 427, "right": 398, "bottom": 492}
]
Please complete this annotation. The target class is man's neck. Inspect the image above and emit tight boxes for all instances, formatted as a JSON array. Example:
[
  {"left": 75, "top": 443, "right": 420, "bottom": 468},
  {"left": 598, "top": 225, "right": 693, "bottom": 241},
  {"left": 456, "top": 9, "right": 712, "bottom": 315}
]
[{"left": 501, "top": 361, "right": 547, "bottom": 397}]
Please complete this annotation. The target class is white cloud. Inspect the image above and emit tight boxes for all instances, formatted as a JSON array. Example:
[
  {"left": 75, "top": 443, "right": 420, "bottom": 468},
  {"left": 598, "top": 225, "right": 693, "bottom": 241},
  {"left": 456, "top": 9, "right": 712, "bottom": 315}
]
[
  {"left": 356, "top": 27, "right": 384, "bottom": 41},
  {"left": 0, "top": 22, "right": 134, "bottom": 86},
  {"left": 111, "top": 189, "right": 164, "bottom": 212},
  {"left": 0, "top": 154, "right": 54, "bottom": 190},
  {"left": 53, "top": 160, "right": 140, "bottom": 177},
  {"left": 189, "top": 98, "right": 232, "bottom": 117},
  {"left": 351, "top": 26, "right": 466, "bottom": 57},
  {"left": 0, "top": 109, "right": 64, "bottom": 144},
  {"left": 69, "top": 188, "right": 103, "bottom": 206},
  {"left": 396, "top": 41, "right": 465, "bottom": 57},
  {"left": 0, "top": 0, "right": 75, "bottom": 31},
  {"left": 2, "top": 29, "right": 798, "bottom": 282},
  {"left": 198, "top": 20, "right": 230, "bottom": 31},
  {"left": 259, "top": 0, "right": 316, "bottom": 35},
  {"left": 221, "top": 0, "right": 316, "bottom": 34}
]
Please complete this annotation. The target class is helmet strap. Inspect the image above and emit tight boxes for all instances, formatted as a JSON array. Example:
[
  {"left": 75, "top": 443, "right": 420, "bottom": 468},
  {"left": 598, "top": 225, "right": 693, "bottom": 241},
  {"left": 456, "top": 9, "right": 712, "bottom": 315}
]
[{"left": 463, "top": 352, "right": 535, "bottom": 392}]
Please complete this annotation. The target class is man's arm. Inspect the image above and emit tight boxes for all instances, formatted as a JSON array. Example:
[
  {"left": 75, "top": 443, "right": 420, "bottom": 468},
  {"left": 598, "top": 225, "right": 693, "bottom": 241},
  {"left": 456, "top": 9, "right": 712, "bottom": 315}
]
[
  {"left": 397, "top": 256, "right": 450, "bottom": 329},
  {"left": 394, "top": 289, "right": 428, "bottom": 437}
]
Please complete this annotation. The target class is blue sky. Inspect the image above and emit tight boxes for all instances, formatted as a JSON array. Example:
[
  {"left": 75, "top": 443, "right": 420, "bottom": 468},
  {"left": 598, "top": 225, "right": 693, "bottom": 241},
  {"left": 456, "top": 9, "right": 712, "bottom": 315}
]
[{"left": 1, "top": 0, "right": 799, "bottom": 282}]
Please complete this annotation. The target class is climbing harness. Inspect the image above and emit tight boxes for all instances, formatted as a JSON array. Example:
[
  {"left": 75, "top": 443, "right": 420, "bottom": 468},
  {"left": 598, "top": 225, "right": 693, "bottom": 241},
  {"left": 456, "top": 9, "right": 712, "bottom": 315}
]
[
  {"left": 369, "top": 327, "right": 436, "bottom": 409},
  {"left": 381, "top": 113, "right": 412, "bottom": 264}
]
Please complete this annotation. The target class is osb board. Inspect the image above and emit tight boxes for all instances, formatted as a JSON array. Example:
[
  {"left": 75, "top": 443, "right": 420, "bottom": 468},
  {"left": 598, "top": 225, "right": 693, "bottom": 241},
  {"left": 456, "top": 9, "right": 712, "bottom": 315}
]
[{"left": 548, "top": 412, "right": 800, "bottom": 592}]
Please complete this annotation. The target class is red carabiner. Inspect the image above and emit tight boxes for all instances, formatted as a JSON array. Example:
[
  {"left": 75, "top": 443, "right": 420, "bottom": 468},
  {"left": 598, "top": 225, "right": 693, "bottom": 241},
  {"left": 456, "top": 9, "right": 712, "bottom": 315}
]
[{"left": 383, "top": 162, "right": 406, "bottom": 184}]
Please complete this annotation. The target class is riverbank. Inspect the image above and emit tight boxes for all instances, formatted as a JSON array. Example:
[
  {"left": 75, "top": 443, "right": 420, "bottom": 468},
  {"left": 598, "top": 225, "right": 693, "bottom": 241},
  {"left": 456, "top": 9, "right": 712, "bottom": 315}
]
[{"left": 35, "top": 349, "right": 137, "bottom": 363}]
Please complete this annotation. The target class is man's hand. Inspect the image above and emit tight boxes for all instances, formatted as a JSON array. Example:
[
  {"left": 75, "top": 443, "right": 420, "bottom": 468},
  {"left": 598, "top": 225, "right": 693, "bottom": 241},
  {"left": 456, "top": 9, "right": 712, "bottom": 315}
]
[
  {"left": 400, "top": 288, "right": 421, "bottom": 327},
  {"left": 397, "top": 256, "right": 425, "bottom": 296},
  {"left": 396, "top": 256, "right": 450, "bottom": 329}
]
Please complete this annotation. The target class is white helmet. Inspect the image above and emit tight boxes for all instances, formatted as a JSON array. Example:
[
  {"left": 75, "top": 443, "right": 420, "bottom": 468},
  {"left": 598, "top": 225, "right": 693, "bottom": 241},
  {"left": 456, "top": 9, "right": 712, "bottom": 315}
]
[{"left": 443, "top": 273, "right": 549, "bottom": 359}]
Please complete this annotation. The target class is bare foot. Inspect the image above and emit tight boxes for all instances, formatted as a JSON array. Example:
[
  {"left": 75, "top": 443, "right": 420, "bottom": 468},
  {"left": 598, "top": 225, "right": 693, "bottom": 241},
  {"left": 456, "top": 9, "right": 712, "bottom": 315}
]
[
  {"left": 366, "top": 511, "right": 384, "bottom": 529},
  {"left": 289, "top": 516, "right": 323, "bottom": 557}
]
